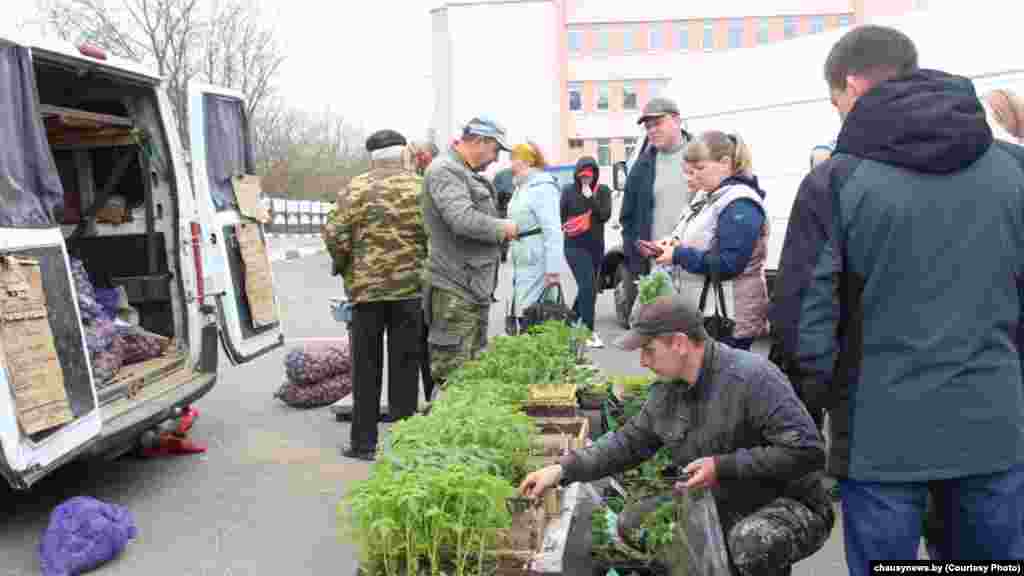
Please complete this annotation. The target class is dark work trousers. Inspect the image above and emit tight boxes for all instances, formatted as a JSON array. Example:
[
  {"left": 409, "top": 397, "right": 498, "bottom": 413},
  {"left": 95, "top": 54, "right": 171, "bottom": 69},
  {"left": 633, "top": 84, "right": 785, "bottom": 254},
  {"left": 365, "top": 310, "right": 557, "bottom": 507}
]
[
  {"left": 566, "top": 245, "right": 596, "bottom": 331},
  {"left": 420, "top": 316, "right": 434, "bottom": 401},
  {"left": 350, "top": 298, "right": 422, "bottom": 451}
]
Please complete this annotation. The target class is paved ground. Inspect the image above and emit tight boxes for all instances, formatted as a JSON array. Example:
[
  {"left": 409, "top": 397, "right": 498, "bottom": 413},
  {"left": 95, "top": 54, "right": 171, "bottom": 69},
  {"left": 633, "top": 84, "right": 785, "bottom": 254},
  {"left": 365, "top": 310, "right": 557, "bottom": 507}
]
[{"left": 0, "top": 252, "right": 850, "bottom": 575}]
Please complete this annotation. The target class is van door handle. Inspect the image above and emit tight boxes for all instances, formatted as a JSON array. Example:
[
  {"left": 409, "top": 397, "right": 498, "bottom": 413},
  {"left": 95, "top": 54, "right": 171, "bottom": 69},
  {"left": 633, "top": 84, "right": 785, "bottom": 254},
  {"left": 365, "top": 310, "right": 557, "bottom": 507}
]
[{"left": 210, "top": 234, "right": 217, "bottom": 245}]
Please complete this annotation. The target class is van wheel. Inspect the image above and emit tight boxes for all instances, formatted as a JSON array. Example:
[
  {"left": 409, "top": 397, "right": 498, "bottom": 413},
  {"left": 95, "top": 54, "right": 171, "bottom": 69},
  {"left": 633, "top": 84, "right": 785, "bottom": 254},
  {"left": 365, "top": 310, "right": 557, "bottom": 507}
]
[{"left": 614, "top": 263, "right": 634, "bottom": 329}]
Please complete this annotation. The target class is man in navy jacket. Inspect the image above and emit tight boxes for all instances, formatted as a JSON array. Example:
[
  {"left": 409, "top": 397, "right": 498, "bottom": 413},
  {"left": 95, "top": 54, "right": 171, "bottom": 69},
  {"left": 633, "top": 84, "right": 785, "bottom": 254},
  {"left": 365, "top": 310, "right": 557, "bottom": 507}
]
[{"left": 771, "top": 25, "right": 1024, "bottom": 571}]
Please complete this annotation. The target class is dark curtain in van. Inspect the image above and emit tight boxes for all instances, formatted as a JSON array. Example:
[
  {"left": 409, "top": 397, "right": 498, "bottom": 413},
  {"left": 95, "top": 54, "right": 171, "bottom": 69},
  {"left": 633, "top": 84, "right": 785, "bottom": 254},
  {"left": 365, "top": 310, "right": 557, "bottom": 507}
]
[
  {"left": 0, "top": 44, "right": 63, "bottom": 227},
  {"left": 204, "top": 94, "right": 253, "bottom": 211}
]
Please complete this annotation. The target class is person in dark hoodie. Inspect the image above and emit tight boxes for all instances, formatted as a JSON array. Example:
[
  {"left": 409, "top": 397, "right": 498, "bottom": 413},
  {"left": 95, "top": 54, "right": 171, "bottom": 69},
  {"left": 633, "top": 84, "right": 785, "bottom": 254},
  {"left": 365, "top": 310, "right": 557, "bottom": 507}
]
[
  {"left": 770, "top": 26, "right": 1024, "bottom": 570},
  {"left": 654, "top": 131, "right": 770, "bottom": 351},
  {"left": 561, "top": 156, "right": 612, "bottom": 347}
]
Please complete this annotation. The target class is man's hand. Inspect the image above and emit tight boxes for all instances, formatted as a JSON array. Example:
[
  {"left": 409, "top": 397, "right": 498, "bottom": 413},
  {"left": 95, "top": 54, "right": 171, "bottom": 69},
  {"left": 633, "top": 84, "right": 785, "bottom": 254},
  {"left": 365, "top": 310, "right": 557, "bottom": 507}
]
[
  {"left": 682, "top": 457, "right": 718, "bottom": 490},
  {"left": 655, "top": 246, "right": 674, "bottom": 266},
  {"left": 544, "top": 273, "right": 560, "bottom": 287},
  {"left": 502, "top": 220, "right": 519, "bottom": 241},
  {"left": 519, "top": 465, "right": 563, "bottom": 499}
]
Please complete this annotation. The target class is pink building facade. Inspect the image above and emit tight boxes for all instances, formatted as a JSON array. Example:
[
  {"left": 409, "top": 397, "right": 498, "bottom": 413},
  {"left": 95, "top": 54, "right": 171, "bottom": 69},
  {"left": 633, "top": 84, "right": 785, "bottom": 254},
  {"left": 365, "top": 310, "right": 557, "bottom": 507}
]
[{"left": 557, "top": 0, "right": 922, "bottom": 168}]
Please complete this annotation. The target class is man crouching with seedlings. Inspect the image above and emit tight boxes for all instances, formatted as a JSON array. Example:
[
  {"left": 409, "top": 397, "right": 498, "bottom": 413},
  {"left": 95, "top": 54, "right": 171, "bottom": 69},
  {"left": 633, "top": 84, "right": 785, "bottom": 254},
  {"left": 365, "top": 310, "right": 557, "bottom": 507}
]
[{"left": 519, "top": 295, "right": 834, "bottom": 575}]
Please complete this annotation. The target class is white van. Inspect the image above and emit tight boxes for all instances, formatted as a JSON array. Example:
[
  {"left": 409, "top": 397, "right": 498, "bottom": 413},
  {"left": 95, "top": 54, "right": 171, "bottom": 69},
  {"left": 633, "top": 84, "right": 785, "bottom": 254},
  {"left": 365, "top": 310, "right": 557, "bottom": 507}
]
[
  {"left": 603, "top": 5, "right": 1024, "bottom": 327},
  {"left": 0, "top": 33, "right": 283, "bottom": 489}
]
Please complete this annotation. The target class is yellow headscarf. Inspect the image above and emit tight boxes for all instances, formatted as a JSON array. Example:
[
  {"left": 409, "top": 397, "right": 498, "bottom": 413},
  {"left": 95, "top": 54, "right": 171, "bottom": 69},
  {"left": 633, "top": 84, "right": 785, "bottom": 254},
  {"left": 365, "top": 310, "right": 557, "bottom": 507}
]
[{"left": 510, "top": 143, "right": 538, "bottom": 166}]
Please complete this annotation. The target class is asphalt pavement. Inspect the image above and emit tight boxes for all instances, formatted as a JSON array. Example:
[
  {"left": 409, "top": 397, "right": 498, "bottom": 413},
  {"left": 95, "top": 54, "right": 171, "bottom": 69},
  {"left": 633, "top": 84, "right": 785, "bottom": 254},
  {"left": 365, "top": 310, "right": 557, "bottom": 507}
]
[{"left": 0, "top": 251, "right": 850, "bottom": 575}]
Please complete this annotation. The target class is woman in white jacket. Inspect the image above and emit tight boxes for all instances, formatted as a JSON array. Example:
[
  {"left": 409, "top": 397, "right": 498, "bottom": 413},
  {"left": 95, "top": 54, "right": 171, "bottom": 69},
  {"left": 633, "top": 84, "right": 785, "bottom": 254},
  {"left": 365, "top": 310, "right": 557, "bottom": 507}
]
[
  {"left": 653, "top": 131, "right": 770, "bottom": 350},
  {"left": 506, "top": 142, "right": 564, "bottom": 332}
]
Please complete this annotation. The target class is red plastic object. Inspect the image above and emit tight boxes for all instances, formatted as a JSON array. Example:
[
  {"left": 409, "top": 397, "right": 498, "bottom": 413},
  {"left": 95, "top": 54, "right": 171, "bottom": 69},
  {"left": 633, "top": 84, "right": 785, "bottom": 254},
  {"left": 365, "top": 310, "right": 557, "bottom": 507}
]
[
  {"left": 77, "top": 43, "right": 108, "bottom": 61},
  {"left": 175, "top": 407, "right": 199, "bottom": 437},
  {"left": 140, "top": 433, "right": 207, "bottom": 457}
]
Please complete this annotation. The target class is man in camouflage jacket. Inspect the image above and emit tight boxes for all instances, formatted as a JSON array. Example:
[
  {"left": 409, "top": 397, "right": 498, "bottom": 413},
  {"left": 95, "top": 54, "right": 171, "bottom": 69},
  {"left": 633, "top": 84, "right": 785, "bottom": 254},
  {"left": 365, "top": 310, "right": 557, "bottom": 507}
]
[
  {"left": 520, "top": 295, "right": 834, "bottom": 575},
  {"left": 323, "top": 129, "right": 428, "bottom": 461}
]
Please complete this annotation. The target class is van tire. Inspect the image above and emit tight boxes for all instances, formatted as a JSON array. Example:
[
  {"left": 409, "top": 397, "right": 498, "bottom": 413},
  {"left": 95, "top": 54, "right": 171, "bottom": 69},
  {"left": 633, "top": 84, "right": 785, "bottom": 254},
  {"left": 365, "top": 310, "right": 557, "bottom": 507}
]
[{"left": 613, "top": 263, "right": 634, "bottom": 329}]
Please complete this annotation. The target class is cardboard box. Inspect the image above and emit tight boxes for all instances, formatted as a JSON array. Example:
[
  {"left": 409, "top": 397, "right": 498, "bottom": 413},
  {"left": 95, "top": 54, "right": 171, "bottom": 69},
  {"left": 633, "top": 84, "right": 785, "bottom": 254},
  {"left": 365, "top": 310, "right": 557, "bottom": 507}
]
[
  {"left": 0, "top": 256, "right": 73, "bottom": 435},
  {"left": 531, "top": 416, "right": 590, "bottom": 456},
  {"left": 235, "top": 223, "right": 276, "bottom": 328}
]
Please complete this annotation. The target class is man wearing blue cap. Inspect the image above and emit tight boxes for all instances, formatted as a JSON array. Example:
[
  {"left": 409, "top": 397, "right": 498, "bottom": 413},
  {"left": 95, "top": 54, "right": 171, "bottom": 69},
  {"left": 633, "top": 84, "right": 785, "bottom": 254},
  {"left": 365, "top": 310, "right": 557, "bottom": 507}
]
[{"left": 421, "top": 116, "right": 520, "bottom": 390}]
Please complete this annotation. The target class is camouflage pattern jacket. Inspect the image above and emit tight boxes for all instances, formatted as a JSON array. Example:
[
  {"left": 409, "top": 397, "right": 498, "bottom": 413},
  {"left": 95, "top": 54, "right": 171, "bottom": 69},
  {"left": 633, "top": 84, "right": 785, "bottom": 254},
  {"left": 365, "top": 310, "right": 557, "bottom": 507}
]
[
  {"left": 559, "top": 342, "right": 829, "bottom": 525},
  {"left": 322, "top": 158, "right": 428, "bottom": 303}
]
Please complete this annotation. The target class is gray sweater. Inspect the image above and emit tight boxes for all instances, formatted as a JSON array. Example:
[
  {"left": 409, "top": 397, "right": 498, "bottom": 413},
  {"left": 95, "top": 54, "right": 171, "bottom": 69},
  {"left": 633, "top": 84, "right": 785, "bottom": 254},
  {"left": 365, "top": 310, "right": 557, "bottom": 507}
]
[{"left": 422, "top": 150, "right": 506, "bottom": 305}]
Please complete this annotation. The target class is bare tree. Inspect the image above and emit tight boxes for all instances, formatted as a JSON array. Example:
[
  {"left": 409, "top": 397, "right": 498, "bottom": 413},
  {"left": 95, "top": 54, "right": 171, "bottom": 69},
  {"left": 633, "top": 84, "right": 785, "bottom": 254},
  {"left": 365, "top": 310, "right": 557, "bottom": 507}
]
[
  {"left": 38, "top": 0, "right": 281, "bottom": 145},
  {"left": 197, "top": 0, "right": 284, "bottom": 121}
]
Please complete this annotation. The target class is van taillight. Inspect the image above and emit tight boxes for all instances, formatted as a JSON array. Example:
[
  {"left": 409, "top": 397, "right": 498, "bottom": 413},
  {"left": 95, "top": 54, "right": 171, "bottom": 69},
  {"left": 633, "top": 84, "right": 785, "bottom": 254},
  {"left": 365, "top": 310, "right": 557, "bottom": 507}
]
[{"left": 190, "top": 222, "right": 205, "bottom": 305}]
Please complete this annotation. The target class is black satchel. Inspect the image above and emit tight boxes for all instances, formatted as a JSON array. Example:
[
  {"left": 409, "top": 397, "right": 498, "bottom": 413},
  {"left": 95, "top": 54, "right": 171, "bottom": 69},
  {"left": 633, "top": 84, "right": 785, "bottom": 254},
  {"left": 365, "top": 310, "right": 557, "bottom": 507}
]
[
  {"left": 698, "top": 241, "right": 736, "bottom": 341},
  {"left": 507, "top": 283, "right": 578, "bottom": 336}
]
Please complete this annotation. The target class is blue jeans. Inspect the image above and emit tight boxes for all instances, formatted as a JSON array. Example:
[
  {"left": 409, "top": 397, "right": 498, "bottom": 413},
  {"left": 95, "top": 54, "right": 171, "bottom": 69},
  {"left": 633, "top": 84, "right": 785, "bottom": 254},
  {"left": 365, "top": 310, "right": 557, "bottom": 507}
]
[
  {"left": 566, "top": 245, "right": 596, "bottom": 331},
  {"left": 840, "top": 463, "right": 1024, "bottom": 574}
]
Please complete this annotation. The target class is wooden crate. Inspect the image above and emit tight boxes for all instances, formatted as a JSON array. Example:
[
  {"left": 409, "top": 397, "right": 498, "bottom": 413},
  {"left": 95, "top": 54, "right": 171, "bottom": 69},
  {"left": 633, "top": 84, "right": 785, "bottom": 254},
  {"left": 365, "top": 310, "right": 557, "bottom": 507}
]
[
  {"left": 530, "top": 416, "right": 589, "bottom": 456},
  {"left": 495, "top": 488, "right": 567, "bottom": 576}
]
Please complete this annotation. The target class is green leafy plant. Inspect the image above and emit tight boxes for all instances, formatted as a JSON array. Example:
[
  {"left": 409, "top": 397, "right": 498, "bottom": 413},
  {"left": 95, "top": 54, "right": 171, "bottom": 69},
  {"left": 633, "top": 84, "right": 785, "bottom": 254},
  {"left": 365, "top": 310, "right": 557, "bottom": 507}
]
[
  {"left": 637, "top": 270, "right": 674, "bottom": 305},
  {"left": 340, "top": 319, "right": 587, "bottom": 576}
]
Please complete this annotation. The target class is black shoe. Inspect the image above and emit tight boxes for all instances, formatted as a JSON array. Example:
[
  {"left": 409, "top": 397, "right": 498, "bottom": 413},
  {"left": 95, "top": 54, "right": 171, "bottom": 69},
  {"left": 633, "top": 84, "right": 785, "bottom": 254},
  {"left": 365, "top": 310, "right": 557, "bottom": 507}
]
[{"left": 342, "top": 445, "right": 376, "bottom": 461}]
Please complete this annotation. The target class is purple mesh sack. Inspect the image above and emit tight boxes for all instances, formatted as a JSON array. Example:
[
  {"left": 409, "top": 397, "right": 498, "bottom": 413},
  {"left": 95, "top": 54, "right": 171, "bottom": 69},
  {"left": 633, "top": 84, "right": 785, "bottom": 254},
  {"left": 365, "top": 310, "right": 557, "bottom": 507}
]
[
  {"left": 116, "top": 325, "right": 166, "bottom": 365},
  {"left": 274, "top": 373, "right": 352, "bottom": 409},
  {"left": 38, "top": 496, "right": 137, "bottom": 576},
  {"left": 84, "top": 319, "right": 119, "bottom": 357},
  {"left": 283, "top": 340, "right": 351, "bottom": 386},
  {"left": 70, "top": 258, "right": 107, "bottom": 323}
]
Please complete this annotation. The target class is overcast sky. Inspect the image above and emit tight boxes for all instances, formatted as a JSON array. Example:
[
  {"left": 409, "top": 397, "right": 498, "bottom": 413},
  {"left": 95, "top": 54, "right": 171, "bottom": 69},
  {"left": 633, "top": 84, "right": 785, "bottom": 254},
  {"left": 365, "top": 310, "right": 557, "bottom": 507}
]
[{"left": 10, "top": 0, "right": 438, "bottom": 141}]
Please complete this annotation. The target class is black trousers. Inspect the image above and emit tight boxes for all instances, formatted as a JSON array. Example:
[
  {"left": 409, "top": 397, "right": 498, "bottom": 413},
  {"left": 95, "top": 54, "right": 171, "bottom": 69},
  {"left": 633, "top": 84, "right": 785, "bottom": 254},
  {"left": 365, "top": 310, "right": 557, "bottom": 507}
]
[
  {"left": 350, "top": 299, "right": 422, "bottom": 450},
  {"left": 420, "top": 318, "right": 434, "bottom": 401}
]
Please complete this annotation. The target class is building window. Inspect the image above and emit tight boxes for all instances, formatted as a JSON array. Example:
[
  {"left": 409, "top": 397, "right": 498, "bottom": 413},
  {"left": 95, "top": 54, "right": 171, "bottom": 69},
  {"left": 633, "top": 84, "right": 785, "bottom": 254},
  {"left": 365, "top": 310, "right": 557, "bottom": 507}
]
[
  {"left": 568, "top": 30, "right": 582, "bottom": 52},
  {"left": 728, "top": 18, "right": 743, "bottom": 48},
  {"left": 649, "top": 27, "right": 662, "bottom": 50},
  {"left": 623, "top": 81, "right": 637, "bottom": 110},
  {"left": 597, "top": 139, "right": 611, "bottom": 166},
  {"left": 568, "top": 83, "right": 582, "bottom": 111},
  {"left": 810, "top": 16, "right": 825, "bottom": 33},
  {"left": 650, "top": 79, "right": 669, "bottom": 99},
  {"left": 623, "top": 28, "right": 634, "bottom": 52},
  {"left": 838, "top": 14, "right": 852, "bottom": 27},
  {"left": 569, "top": 138, "right": 583, "bottom": 149},
  {"left": 758, "top": 17, "right": 770, "bottom": 44},
  {"left": 624, "top": 137, "right": 637, "bottom": 160},
  {"left": 597, "top": 83, "right": 609, "bottom": 111},
  {"left": 595, "top": 29, "right": 609, "bottom": 53},
  {"left": 678, "top": 25, "right": 689, "bottom": 51},
  {"left": 703, "top": 20, "right": 714, "bottom": 50},
  {"left": 784, "top": 16, "right": 797, "bottom": 39}
]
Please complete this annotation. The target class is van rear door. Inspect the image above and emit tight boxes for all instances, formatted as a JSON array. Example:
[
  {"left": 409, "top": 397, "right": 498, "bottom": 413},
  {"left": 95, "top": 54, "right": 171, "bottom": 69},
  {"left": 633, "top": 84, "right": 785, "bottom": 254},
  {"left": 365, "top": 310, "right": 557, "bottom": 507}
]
[
  {"left": 186, "top": 83, "right": 284, "bottom": 364},
  {"left": 0, "top": 39, "right": 101, "bottom": 489}
]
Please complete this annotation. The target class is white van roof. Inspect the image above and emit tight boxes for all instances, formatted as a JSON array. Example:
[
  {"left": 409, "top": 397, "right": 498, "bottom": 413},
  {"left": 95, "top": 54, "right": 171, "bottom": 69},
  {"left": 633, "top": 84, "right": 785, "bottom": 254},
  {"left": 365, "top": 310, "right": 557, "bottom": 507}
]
[
  {"left": 0, "top": 28, "right": 162, "bottom": 83},
  {"left": 673, "top": 3, "right": 1022, "bottom": 121}
]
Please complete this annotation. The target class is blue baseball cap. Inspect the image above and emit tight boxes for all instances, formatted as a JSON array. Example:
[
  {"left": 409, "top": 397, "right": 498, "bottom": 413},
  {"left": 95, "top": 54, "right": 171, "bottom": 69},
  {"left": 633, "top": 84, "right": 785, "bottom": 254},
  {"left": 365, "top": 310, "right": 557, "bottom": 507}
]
[{"left": 463, "top": 116, "right": 512, "bottom": 151}]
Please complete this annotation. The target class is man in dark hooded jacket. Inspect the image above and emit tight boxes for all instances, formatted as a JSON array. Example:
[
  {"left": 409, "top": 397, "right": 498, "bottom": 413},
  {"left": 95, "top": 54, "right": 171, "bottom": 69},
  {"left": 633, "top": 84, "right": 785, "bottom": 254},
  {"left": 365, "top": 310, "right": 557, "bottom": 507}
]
[
  {"left": 561, "top": 156, "right": 612, "bottom": 346},
  {"left": 771, "top": 25, "right": 1024, "bottom": 570}
]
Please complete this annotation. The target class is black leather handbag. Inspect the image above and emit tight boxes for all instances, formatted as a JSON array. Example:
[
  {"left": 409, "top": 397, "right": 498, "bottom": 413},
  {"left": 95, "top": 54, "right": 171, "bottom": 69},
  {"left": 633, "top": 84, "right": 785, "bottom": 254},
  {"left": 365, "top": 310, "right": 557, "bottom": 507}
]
[
  {"left": 507, "top": 283, "right": 578, "bottom": 336},
  {"left": 698, "top": 241, "right": 735, "bottom": 341}
]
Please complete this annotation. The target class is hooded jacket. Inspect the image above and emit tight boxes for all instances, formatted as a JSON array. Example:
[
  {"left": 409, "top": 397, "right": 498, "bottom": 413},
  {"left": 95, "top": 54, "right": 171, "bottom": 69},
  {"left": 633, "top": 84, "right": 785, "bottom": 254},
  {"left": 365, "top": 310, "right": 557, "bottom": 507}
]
[
  {"left": 560, "top": 156, "right": 612, "bottom": 252},
  {"left": 771, "top": 69, "right": 1024, "bottom": 482}
]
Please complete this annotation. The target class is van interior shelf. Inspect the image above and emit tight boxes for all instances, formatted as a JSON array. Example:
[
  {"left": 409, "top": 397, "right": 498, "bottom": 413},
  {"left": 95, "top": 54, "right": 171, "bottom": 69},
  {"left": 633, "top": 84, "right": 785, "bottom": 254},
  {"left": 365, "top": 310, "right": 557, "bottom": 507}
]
[{"left": 40, "top": 104, "right": 136, "bottom": 150}]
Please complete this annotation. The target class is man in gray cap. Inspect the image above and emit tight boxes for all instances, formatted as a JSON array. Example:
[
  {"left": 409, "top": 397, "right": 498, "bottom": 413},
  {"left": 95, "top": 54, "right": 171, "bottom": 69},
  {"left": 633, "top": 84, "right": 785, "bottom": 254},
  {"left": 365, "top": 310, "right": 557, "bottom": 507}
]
[
  {"left": 520, "top": 295, "right": 833, "bottom": 575},
  {"left": 618, "top": 97, "right": 693, "bottom": 325},
  {"left": 421, "top": 116, "right": 520, "bottom": 390}
]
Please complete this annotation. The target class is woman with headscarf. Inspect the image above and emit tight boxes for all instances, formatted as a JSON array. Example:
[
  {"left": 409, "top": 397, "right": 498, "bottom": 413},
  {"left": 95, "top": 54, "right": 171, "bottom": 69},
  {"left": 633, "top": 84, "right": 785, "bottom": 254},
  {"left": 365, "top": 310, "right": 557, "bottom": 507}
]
[
  {"left": 561, "top": 156, "right": 612, "bottom": 348},
  {"left": 507, "top": 142, "right": 564, "bottom": 332},
  {"left": 653, "top": 130, "right": 770, "bottom": 351}
]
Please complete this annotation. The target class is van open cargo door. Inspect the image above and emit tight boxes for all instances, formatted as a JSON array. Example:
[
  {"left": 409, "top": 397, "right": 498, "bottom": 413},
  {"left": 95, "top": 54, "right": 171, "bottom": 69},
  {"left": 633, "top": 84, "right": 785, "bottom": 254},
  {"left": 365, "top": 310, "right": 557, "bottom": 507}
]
[
  {"left": 186, "top": 83, "right": 283, "bottom": 364},
  {"left": 0, "top": 39, "right": 102, "bottom": 489}
]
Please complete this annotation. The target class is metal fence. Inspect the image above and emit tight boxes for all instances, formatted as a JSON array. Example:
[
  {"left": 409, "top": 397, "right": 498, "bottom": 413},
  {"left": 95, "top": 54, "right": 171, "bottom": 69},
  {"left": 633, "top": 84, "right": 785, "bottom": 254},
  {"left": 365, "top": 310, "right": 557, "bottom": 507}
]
[{"left": 267, "top": 197, "right": 335, "bottom": 236}]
